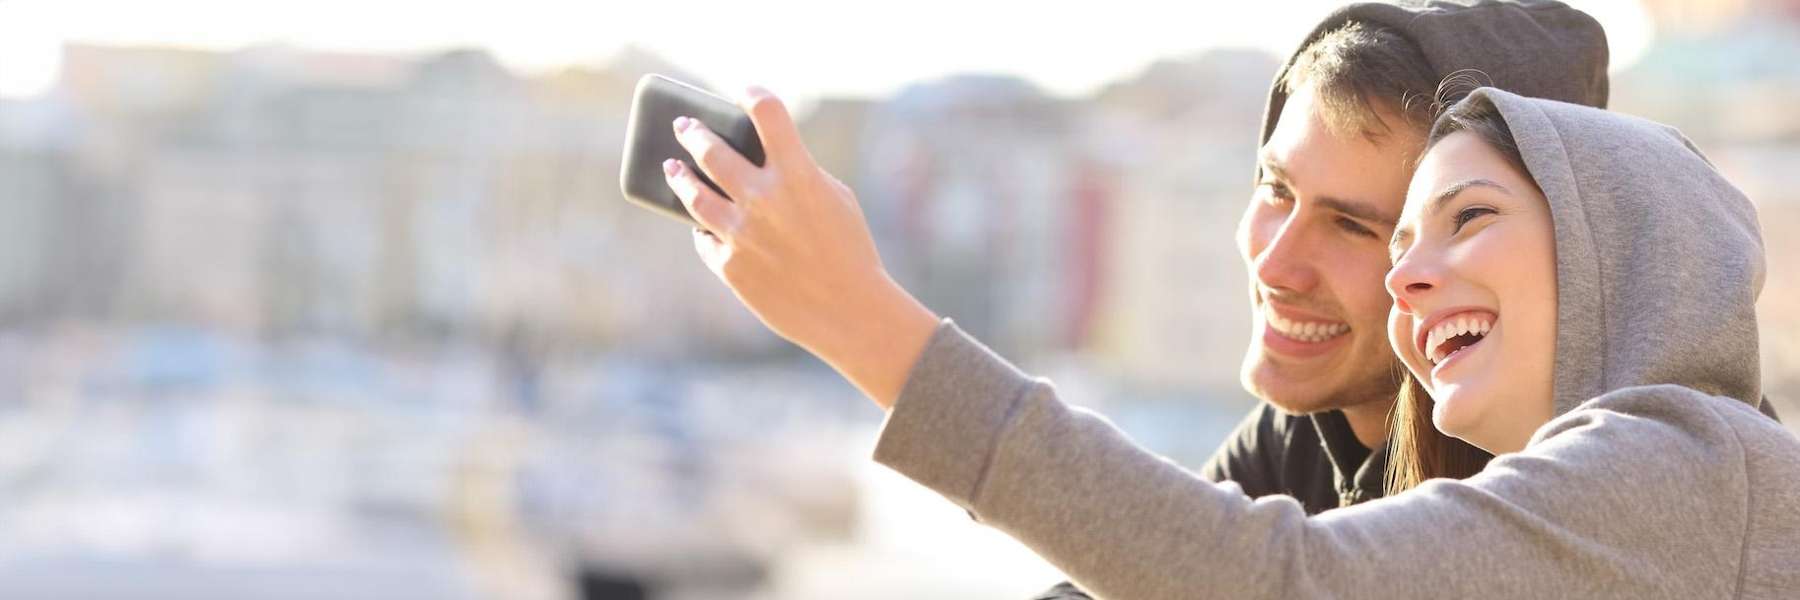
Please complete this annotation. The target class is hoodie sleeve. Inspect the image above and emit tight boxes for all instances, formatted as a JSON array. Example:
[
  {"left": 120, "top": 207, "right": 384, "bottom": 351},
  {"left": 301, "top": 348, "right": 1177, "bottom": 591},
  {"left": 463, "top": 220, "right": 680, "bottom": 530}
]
[{"left": 873, "top": 320, "right": 1755, "bottom": 599}]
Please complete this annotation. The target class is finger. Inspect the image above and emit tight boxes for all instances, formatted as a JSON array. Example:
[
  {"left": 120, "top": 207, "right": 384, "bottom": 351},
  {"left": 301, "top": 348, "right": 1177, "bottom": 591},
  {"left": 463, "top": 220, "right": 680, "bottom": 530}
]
[
  {"left": 692, "top": 227, "right": 731, "bottom": 276},
  {"left": 664, "top": 158, "right": 742, "bottom": 238},
  {"left": 738, "top": 85, "right": 815, "bottom": 171},
  {"left": 673, "top": 116, "right": 761, "bottom": 201}
]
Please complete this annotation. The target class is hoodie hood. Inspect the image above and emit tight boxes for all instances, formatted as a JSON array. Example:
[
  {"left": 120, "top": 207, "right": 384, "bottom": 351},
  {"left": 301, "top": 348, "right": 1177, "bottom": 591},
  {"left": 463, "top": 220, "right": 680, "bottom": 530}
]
[
  {"left": 1258, "top": 0, "right": 1610, "bottom": 170},
  {"left": 1454, "top": 87, "right": 1766, "bottom": 418},
  {"left": 1260, "top": 0, "right": 1611, "bottom": 479}
]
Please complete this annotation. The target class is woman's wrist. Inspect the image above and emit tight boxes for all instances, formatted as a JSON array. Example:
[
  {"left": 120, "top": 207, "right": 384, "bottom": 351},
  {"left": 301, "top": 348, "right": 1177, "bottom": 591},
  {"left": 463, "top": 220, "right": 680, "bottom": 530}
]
[{"left": 804, "top": 272, "right": 940, "bottom": 412}]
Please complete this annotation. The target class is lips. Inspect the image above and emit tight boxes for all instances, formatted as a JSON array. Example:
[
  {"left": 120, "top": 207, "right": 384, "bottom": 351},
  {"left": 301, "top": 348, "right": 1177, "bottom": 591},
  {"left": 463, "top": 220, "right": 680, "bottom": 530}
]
[{"left": 1415, "top": 309, "right": 1497, "bottom": 365}]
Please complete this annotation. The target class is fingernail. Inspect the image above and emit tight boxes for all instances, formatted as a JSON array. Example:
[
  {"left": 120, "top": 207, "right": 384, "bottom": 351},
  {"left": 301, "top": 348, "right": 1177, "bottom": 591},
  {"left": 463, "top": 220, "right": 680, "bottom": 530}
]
[
  {"left": 673, "top": 116, "right": 693, "bottom": 133},
  {"left": 662, "top": 159, "right": 681, "bottom": 176}
]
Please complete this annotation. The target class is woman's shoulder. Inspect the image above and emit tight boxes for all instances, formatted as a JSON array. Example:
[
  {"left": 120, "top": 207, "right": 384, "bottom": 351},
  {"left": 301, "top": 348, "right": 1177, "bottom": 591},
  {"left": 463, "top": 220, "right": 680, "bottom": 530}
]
[
  {"left": 1557, "top": 387, "right": 1800, "bottom": 593},
  {"left": 1532, "top": 385, "right": 1800, "bottom": 481},
  {"left": 1473, "top": 387, "right": 1800, "bottom": 594},
  {"left": 1563, "top": 385, "right": 1790, "bottom": 438}
]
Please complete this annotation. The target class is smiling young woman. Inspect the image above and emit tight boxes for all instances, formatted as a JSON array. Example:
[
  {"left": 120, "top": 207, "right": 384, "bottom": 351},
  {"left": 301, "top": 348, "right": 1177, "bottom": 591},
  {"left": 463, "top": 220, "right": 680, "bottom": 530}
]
[
  {"left": 1386, "top": 93, "right": 1562, "bottom": 456},
  {"left": 1382, "top": 98, "right": 1537, "bottom": 490}
]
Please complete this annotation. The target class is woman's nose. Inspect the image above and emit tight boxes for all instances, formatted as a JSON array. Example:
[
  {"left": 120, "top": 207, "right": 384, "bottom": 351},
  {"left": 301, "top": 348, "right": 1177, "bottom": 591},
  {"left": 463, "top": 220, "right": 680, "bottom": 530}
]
[{"left": 1385, "top": 255, "right": 1438, "bottom": 315}]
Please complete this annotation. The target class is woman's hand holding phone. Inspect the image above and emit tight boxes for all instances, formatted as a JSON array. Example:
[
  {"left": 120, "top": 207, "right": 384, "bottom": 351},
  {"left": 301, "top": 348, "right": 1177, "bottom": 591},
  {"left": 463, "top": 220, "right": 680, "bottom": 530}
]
[{"left": 661, "top": 86, "right": 938, "bottom": 411}]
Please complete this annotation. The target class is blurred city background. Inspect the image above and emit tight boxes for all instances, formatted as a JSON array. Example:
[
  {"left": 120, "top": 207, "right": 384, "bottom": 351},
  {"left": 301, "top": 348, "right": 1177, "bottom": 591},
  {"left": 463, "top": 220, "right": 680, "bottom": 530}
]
[{"left": 0, "top": 0, "right": 1795, "bottom": 598}]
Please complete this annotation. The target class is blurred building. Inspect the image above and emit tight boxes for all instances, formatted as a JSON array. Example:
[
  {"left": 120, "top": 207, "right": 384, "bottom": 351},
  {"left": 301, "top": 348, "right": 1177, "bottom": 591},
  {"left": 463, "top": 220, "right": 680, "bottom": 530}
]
[
  {"left": 0, "top": 95, "right": 77, "bottom": 322},
  {"left": 1638, "top": 0, "right": 1800, "bottom": 35},
  {"left": 856, "top": 75, "right": 1099, "bottom": 357},
  {"left": 1081, "top": 49, "right": 1282, "bottom": 392},
  {"left": 16, "top": 43, "right": 778, "bottom": 359}
]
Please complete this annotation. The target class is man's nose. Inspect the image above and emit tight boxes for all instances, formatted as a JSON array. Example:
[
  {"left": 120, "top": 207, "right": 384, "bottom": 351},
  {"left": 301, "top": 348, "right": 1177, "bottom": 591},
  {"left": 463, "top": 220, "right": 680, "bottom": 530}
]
[{"left": 1251, "top": 213, "right": 1320, "bottom": 295}]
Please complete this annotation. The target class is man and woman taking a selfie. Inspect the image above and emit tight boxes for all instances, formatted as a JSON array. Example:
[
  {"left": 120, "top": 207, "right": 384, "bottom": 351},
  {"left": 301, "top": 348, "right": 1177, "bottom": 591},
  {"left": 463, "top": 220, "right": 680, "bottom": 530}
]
[{"left": 649, "top": 0, "right": 1800, "bottom": 596}]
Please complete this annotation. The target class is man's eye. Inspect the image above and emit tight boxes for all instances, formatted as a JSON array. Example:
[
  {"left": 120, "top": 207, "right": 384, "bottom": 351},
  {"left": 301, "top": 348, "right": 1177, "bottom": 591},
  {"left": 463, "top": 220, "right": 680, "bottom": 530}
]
[
  {"left": 1453, "top": 206, "right": 1497, "bottom": 232},
  {"left": 1337, "top": 217, "right": 1376, "bottom": 238},
  {"left": 1261, "top": 182, "right": 1294, "bottom": 205}
]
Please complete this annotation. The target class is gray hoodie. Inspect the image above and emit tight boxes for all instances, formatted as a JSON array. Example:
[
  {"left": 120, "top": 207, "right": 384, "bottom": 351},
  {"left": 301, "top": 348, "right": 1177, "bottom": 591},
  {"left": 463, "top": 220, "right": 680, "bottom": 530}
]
[{"left": 873, "top": 88, "right": 1800, "bottom": 598}]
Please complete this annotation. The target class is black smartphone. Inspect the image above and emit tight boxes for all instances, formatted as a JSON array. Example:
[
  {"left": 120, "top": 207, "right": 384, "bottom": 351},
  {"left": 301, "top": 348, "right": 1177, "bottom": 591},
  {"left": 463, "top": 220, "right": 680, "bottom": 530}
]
[{"left": 619, "top": 74, "right": 766, "bottom": 226}]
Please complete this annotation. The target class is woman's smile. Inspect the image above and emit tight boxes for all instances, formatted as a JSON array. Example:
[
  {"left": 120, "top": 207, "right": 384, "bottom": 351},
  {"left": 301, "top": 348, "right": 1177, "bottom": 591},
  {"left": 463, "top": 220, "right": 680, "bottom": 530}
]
[{"left": 1416, "top": 308, "right": 1498, "bottom": 377}]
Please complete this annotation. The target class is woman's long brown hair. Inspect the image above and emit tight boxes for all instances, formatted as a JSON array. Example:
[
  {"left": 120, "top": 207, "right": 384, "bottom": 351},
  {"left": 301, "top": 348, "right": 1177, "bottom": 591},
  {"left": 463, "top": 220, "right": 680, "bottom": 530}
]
[{"left": 1384, "top": 374, "right": 1494, "bottom": 494}]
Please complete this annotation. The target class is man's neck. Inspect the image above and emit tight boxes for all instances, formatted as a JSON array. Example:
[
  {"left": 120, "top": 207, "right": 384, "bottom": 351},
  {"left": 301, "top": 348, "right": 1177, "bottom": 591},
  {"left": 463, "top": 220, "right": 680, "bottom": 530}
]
[{"left": 1339, "top": 397, "right": 1397, "bottom": 449}]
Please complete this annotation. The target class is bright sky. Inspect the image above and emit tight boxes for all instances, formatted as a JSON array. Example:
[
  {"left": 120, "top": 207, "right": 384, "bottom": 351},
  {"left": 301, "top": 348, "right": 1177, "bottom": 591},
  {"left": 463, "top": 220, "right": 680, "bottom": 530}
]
[{"left": 0, "top": 0, "right": 1655, "bottom": 103}]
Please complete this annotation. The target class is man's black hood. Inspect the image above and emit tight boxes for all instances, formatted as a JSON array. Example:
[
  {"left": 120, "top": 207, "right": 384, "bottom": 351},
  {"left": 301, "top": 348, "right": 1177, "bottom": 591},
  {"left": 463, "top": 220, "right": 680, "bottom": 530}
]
[{"left": 1257, "top": 0, "right": 1611, "bottom": 172}]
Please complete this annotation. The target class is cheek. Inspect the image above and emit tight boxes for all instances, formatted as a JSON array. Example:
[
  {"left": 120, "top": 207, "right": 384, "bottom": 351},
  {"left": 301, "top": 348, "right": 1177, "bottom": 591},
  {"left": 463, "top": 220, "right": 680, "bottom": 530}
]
[
  {"left": 1389, "top": 310, "right": 1426, "bottom": 376},
  {"left": 1335, "top": 250, "right": 1397, "bottom": 326},
  {"left": 1524, "top": 226, "right": 1559, "bottom": 309},
  {"left": 1476, "top": 225, "right": 1558, "bottom": 305},
  {"left": 1465, "top": 224, "right": 1560, "bottom": 360},
  {"left": 1458, "top": 226, "right": 1535, "bottom": 292},
  {"left": 1509, "top": 224, "right": 1561, "bottom": 362}
]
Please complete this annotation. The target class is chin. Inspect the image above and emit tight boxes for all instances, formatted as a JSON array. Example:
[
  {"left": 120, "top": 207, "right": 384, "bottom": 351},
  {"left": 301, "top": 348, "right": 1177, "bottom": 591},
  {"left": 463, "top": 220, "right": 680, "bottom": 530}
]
[
  {"left": 1261, "top": 388, "right": 1340, "bottom": 416},
  {"left": 1241, "top": 350, "right": 1393, "bottom": 417},
  {"left": 1241, "top": 356, "right": 1332, "bottom": 415},
  {"left": 1429, "top": 389, "right": 1487, "bottom": 447}
]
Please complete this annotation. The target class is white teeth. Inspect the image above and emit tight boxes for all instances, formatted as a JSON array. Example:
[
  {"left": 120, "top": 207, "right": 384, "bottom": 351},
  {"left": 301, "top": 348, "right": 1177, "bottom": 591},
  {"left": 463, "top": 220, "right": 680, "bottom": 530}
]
[
  {"left": 1264, "top": 308, "right": 1348, "bottom": 344},
  {"left": 1423, "top": 312, "right": 1496, "bottom": 365}
]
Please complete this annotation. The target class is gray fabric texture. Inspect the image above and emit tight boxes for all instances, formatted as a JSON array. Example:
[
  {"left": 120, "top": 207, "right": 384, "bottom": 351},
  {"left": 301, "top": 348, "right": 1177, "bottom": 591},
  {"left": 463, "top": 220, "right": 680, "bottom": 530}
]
[
  {"left": 1255, "top": 0, "right": 1610, "bottom": 186},
  {"left": 872, "top": 88, "right": 1800, "bottom": 598}
]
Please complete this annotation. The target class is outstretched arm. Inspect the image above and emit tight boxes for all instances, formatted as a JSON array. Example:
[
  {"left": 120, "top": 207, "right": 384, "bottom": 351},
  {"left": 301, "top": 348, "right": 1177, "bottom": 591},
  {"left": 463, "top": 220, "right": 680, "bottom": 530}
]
[
  {"left": 874, "top": 320, "right": 1748, "bottom": 599},
  {"left": 1029, "top": 404, "right": 1288, "bottom": 600}
]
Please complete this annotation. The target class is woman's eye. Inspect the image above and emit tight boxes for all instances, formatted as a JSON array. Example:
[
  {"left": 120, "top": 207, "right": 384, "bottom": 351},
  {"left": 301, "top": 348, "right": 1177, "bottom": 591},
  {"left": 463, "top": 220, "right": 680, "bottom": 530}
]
[{"left": 1452, "top": 206, "right": 1496, "bottom": 232}]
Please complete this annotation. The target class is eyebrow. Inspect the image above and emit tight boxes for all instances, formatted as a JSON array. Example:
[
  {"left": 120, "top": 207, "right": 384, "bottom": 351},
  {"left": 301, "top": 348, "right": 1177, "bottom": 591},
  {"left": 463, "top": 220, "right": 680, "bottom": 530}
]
[
  {"left": 1389, "top": 178, "right": 1513, "bottom": 258},
  {"left": 1259, "top": 153, "right": 1400, "bottom": 227}
]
